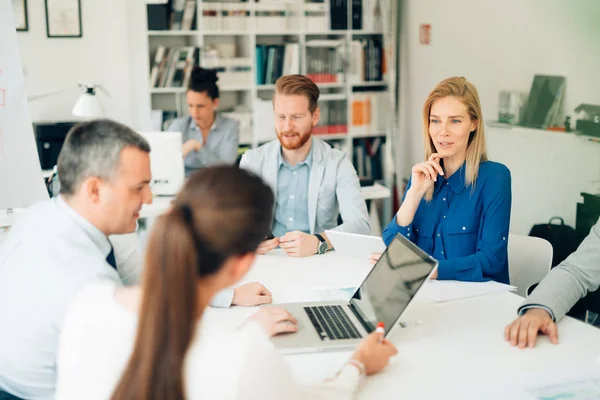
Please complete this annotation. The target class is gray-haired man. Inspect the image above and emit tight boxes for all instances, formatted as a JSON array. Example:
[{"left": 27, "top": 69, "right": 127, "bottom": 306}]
[{"left": 0, "top": 119, "right": 270, "bottom": 400}]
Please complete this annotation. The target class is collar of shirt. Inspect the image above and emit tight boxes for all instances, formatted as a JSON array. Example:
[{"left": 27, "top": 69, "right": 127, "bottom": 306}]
[
  {"left": 55, "top": 195, "right": 113, "bottom": 259},
  {"left": 277, "top": 138, "right": 314, "bottom": 170},
  {"left": 188, "top": 113, "right": 221, "bottom": 133},
  {"left": 434, "top": 161, "right": 467, "bottom": 195}
]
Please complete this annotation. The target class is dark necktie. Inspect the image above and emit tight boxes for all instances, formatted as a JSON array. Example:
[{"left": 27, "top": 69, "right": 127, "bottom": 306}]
[{"left": 106, "top": 246, "right": 117, "bottom": 270}]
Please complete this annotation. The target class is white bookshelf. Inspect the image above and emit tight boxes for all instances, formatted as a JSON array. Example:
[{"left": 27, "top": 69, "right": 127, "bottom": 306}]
[{"left": 145, "top": 0, "right": 397, "bottom": 222}]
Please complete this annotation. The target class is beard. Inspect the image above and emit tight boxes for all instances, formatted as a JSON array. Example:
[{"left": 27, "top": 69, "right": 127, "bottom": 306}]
[{"left": 276, "top": 128, "right": 312, "bottom": 150}]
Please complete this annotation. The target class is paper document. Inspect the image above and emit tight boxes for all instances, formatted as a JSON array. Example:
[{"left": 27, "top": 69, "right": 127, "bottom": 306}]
[
  {"left": 489, "top": 361, "right": 600, "bottom": 400},
  {"left": 273, "top": 287, "right": 357, "bottom": 304},
  {"left": 420, "top": 280, "right": 517, "bottom": 302}
]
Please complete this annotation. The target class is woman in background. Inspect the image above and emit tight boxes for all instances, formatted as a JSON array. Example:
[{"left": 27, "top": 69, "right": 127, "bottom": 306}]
[
  {"left": 168, "top": 67, "right": 239, "bottom": 176},
  {"left": 56, "top": 166, "right": 397, "bottom": 400},
  {"left": 378, "top": 77, "right": 511, "bottom": 284}
]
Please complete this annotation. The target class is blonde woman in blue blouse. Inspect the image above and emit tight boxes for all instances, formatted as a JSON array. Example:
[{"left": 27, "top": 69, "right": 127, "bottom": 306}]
[
  {"left": 168, "top": 67, "right": 239, "bottom": 176},
  {"left": 378, "top": 77, "right": 512, "bottom": 283}
]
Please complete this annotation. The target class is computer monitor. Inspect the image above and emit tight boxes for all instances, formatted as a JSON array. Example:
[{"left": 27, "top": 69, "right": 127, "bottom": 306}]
[{"left": 139, "top": 131, "right": 184, "bottom": 196}]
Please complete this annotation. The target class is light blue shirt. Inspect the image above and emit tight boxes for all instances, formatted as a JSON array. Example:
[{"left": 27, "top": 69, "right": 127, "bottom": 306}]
[
  {"left": 240, "top": 138, "right": 370, "bottom": 235},
  {"left": 272, "top": 145, "right": 313, "bottom": 237},
  {"left": 0, "top": 197, "right": 132, "bottom": 400},
  {"left": 168, "top": 114, "right": 239, "bottom": 176}
]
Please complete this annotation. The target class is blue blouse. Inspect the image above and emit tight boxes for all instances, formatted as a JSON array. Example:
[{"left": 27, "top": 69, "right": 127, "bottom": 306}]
[{"left": 383, "top": 161, "right": 512, "bottom": 283}]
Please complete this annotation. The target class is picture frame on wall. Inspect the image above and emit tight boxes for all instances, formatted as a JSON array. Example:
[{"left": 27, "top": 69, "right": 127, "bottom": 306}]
[
  {"left": 12, "top": 0, "right": 29, "bottom": 31},
  {"left": 45, "top": 0, "right": 82, "bottom": 38}
]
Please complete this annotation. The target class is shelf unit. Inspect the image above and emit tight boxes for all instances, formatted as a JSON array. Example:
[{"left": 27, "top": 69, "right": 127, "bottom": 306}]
[{"left": 145, "top": 0, "right": 397, "bottom": 223}]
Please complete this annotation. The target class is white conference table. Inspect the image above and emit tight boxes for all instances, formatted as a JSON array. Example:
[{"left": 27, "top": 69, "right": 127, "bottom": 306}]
[{"left": 204, "top": 249, "right": 600, "bottom": 400}]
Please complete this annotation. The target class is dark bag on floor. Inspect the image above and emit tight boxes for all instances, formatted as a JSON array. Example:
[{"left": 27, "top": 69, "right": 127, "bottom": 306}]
[{"left": 529, "top": 217, "right": 580, "bottom": 267}]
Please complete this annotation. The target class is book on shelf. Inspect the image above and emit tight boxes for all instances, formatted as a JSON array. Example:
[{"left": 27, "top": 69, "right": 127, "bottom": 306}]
[
  {"left": 147, "top": 0, "right": 196, "bottom": 31},
  {"left": 362, "top": 0, "right": 383, "bottom": 32},
  {"left": 314, "top": 101, "right": 348, "bottom": 135},
  {"left": 181, "top": 0, "right": 197, "bottom": 31},
  {"left": 305, "top": 40, "right": 345, "bottom": 84},
  {"left": 353, "top": 138, "right": 386, "bottom": 181},
  {"left": 349, "top": 38, "right": 384, "bottom": 83},
  {"left": 201, "top": 1, "right": 252, "bottom": 31},
  {"left": 147, "top": 0, "right": 170, "bottom": 31},
  {"left": 201, "top": 49, "right": 252, "bottom": 87},
  {"left": 305, "top": 1, "right": 328, "bottom": 31},
  {"left": 352, "top": 0, "right": 363, "bottom": 30},
  {"left": 255, "top": 43, "right": 299, "bottom": 85},
  {"left": 150, "top": 46, "right": 199, "bottom": 88},
  {"left": 329, "top": 0, "right": 348, "bottom": 30},
  {"left": 170, "top": 0, "right": 186, "bottom": 30},
  {"left": 351, "top": 90, "right": 389, "bottom": 135}
]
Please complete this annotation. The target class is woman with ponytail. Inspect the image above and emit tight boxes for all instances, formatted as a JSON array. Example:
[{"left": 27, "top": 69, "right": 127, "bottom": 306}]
[
  {"left": 168, "top": 67, "right": 240, "bottom": 176},
  {"left": 55, "top": 166, "right": 397, "bottom": 400}
]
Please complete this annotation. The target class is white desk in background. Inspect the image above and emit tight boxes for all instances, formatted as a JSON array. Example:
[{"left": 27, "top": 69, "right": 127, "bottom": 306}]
[{"left": 203, "top": 250, "right": 600, "bottom": 400}]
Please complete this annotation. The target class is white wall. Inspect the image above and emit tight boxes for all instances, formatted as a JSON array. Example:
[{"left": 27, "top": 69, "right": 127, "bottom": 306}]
[
  {"left": 486, "top": 125, "right": 600, "bottom": 235},
  {"left": 17, "top": 0, "right": 136, "bottom": 125},
  {"left": 396, "top": 0, "right": 600, "bottom": 232},
  {"left": 397, "top": 0, "right": 600, "bottom": 178}
]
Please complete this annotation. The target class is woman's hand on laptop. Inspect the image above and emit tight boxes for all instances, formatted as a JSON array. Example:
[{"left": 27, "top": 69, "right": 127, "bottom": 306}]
[
  {"left": 232, "top": 282, "right": 273, "bottom": 306},
  {"left": 350, "top": 331, "right": 398, "bottom": 375},
  {"left": 369, "top": 253, "right": 381, "bottom": 265},
  {"left": 257, "top": 237, "right": 280, "bottom": 254},
  {"left": 250, "top": 307, "right": 298, "bottom": 337}
]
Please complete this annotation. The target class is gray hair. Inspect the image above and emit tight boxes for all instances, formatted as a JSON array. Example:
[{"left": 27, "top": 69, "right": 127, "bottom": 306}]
[{"left": 57, "top": 119, "right": 150, "bottom": 196}]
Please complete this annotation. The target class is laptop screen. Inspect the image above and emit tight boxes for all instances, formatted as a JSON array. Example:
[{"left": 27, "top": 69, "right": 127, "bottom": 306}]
[{"left": 349, "top": 234, "right": 437, "bottom": 333}]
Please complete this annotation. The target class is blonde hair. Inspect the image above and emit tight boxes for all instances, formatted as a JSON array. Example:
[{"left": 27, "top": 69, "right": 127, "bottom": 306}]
[
  {"left": 422, "top": 76, "right": 487, "bottom": 200},
  {"left": 274, "top": 74, "right": 320, "bottom": 113}
]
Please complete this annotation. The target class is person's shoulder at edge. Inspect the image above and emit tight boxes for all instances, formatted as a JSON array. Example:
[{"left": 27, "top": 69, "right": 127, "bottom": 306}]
[
  {"left": 7, "top": 198, "right": 65, "bottom": 237},
  {"left": 476, "top": 160, "right": 511, "bottom": 186},
  {"left": 167, "top": 116, "right": 191, "bottom": 132},
  {"left": 240, "top": 139, "right": 279, "bottom": 161},
  {"left": 311, "top": 137, "right": 346, "bottom": 163},
  {"left": 65, "top": 281, "right": 118, "bottom": 319},
  {"left": 218, "top": 114, "right": 239, "bottom": 133}
]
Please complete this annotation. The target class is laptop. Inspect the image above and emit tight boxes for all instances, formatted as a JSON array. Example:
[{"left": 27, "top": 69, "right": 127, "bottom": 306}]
[
  {"left": 325, "top": 230, "right": 387, "bottom": 259},
  {"left": 270, "top": 234, "right": 438, "bottom": 354},
  {"left": 138, "top": 131, "right": 185, "bottom": 196}
]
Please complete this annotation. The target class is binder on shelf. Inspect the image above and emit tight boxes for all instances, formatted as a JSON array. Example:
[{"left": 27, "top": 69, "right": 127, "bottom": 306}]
[
  {"left": 352, "top": 0, "right": 363, "bottom": 30},
  {"left": 147, "top": 1, "right": 170, "bottom": 31},
  {"left": 329, "top": 0, "right": 348, "bottom": 30}
]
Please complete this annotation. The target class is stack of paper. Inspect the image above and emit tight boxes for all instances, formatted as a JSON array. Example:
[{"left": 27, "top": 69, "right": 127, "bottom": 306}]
[{"left": 420, "top": 280, "right": 517, "bottom": 302}]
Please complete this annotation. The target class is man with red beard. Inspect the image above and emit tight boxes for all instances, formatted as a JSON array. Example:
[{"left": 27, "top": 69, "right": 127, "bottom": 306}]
[{"left": 240, "top": 75, "right": 370, "bottom": 257}]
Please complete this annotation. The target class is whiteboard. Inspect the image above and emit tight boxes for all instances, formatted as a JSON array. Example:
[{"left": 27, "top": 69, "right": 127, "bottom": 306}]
[{"left": 0, "top": 0, "right": 49, "bottom": 210}]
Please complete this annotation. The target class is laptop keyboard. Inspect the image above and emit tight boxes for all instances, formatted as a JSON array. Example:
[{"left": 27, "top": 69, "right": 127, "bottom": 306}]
[{"left": 304, "top": 305, "right": 362, "bottom": 341}]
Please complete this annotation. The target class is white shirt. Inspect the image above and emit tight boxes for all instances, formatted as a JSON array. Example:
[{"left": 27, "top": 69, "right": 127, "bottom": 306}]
[
  {"left": 0, "top": 197, "right": 141, "bottom": 400},
  {"left": 56, "top": 283, "right": 362, "bottom": 400}
]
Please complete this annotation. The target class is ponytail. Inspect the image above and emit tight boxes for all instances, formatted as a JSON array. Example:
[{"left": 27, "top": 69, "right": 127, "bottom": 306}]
[
  {"left": 111, "top": 207, "right": 199, "bottom": 400},
  {"left": 111, "top": 166, "right": 276, "bottom": 400}
]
